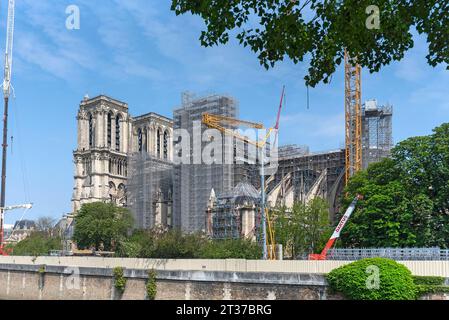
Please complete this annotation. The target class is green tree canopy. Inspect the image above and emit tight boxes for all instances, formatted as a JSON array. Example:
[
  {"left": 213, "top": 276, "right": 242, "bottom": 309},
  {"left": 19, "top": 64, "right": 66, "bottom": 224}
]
[
  {"left": 73, "top": 202, "right": 134, "bottom": 251},
  {"left": 273, "top": 197, "right": 331, "bottom": 258},
  {"left": 171, "top": 0, "right": 448, "bottom": 87},
  {"left": 8, "top": 232, "right": 61, "bottom": 256},
  {"left": 341, "top": 123, "right": 449, "bottom": 248}
]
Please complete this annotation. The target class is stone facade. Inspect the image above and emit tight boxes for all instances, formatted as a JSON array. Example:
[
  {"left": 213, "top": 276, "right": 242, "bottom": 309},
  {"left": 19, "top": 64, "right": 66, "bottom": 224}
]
[{"left": 71, "top": 95, "right": 173, "bottom": 229}]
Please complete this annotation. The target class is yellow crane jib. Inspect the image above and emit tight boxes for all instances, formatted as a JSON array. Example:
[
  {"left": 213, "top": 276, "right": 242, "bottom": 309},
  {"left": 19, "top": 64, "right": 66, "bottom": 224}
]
[{"left": 201, "top": 113, "right": 274, "bottom": 149}]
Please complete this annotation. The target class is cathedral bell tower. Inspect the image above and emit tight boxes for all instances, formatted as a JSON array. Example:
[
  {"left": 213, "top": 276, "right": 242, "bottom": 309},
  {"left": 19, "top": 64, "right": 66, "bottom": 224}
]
[{"left": 72, "top": 95, "right": 130, "bottom": 213}]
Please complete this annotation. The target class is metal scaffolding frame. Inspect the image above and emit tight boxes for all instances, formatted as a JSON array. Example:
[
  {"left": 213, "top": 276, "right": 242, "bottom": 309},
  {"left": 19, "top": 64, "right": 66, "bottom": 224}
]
[
  {"left": 127, "top": 152, "right": 173, "bottom": 229},
  {"left": 361, "top": 100, "right": 393, "bottom": 169},
  {"left": 173, "top": 93, "right": 248, "bottom": 233},
  {"left": 210, "top": 182, "right": 260, "bottom": 240}
]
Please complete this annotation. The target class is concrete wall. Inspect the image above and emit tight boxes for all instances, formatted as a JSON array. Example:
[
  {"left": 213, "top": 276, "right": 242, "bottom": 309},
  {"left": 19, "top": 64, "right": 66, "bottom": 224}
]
[
  {"left": 1, "top": 256, "right": 449, "bottom": 276},
  {"left": 0, "top": 263, "right": 343, "bottom": 300},
  {"left": 1, "top": 257, "right": 449, "bottom": 300}
]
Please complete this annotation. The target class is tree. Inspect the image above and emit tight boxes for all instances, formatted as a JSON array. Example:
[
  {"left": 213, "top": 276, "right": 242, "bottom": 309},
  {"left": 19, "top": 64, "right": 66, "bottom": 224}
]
[
  {"left": 8, "top": 232, "right": 61, "bottom": 256},
  {"left": 170, "top": 0, "right": 448, "bottom": 87},
  {"left": 273, "top": 197, "right": 331, "bottom": 258},
  {"left": 35, "top": 216, "right": 57, "bottom": 237},
  {"left": 341, "top": 123, "right": 449, "bottom": 248},
  {"left": 73, "top": 202, "right": 134, "bottom": 251}
]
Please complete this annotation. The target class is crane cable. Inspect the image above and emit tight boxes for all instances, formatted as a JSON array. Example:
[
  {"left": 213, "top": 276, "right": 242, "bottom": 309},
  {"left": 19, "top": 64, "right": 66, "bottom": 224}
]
[{"left": 7, "top": 96, "right": 32, "bottom": 241}]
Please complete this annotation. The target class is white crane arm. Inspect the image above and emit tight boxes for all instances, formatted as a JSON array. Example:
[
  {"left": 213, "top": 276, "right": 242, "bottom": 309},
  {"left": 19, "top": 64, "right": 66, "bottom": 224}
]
[{"left": 3, "top": 0, "right": 15, "bottom": 97}]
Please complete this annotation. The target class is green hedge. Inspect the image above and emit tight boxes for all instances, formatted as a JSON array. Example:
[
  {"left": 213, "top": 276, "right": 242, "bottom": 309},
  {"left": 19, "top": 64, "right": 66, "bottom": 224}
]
[
  {"left": 326, "top": 258, "right": 417, "bottom": 300},
  {"left": 412, "top": 276, "right": 444, "bottom": 286}
]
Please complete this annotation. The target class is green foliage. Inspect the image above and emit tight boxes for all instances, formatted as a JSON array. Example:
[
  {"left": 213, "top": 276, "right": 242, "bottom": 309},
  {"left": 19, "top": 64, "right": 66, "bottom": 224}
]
[
  {"left": 8, "top": 232, "right": 62, "bottom": 256},
  {"left": 412, "top": 276, "right": 444, "bottom": 286},
  {"left": 170, "top": 0, "right": 448, "bottom": 87},
  {"left": 198, "top": 239, "right": 262, "bottom": 259},
  {"left": 416, "top": 285, "right": 449, "bottom": 297},
  {"left": 413, "top": 276, "right": 448, "bottom": 297},
  {"left": 113, "top": 267, "right": 127, "bottom": 294},
  {"left": 341, "top": 123, "right": 449, "bottom": 248},
  {"left": 146, "top": 269, "right": 157, "bottom": 300},
  {"left": 116, "top": 228, "right": 262, "bottom": 259},
  {"left": 326, "top": 258, "right": 417, "bottom": 300},
  {"left": 73, "top": 202, "right": 134, "bottom": 251},
  {"left": 38, "top": 265, "right": 46, "bottom": 274},
  {"left": 151, "top": 230, "right": 206, "bottom": 259},
  {"left": 272, "top": 198, "right": 331, "bottom": 258}
]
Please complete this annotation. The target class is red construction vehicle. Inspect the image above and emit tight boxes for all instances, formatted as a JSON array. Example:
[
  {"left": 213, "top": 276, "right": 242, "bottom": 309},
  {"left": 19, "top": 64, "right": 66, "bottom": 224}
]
[{"left": 308, "top": 194, "right": 363, "bottom": 260}]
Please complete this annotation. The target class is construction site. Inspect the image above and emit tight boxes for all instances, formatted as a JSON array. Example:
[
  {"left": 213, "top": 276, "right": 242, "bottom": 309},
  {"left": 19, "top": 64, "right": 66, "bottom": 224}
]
[{"left": 0, "top": 0, "right": 394, "bottom": 262}]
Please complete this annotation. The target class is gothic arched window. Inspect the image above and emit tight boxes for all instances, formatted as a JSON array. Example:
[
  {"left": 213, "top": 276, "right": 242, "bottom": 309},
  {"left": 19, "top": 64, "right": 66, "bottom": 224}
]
[
  {"left": 163, "top": 130, "right": 169, "bottom": 160},
  {"left": 157, "top": 129, "right": 161, "bottom": 158},
  {"left": 107, "top": 112, "right": 112, "bottom": 148},
  {"left": 143, "top": 128, "right": 148, "bottom": 152},
  {"left": 115, "top": 114, "right": 121, "bottom": 151},
  {"left": 138, "top": 128, "right": 143, "bottom": 152},
  {"left": 88, "top": 113, "right": 94, "bottom": 148}
]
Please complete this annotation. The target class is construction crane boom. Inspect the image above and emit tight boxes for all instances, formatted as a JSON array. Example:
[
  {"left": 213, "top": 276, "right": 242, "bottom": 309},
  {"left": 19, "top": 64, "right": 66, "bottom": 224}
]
[
  {"left": 2, "top": 0, "right": 14, "bottom": 98},
  {"left": 308, "top": 194, "right": 362, "bottom": 260},
  {"left": 202, "top": 87, "right": 286, "bottom": 260},
  {"left": 0, "top": 0, "right": 16, "bottom": 256}
]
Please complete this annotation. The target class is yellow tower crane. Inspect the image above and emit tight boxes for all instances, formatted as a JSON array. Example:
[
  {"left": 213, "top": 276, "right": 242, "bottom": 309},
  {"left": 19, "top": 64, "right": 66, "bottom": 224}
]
[{"left": 344, "top": 50, "right": 362, "bottom": 185}]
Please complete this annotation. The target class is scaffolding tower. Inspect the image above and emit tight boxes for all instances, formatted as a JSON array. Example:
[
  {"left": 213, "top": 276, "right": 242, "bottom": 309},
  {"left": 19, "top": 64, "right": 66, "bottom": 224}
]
[
  {"left": 361, "top": 100, "right": 393, "bottom": 169},
  {"left": 173, "top": 93, "right": 247, "bottom": 232},
  {"left": 127, "top": 152, "right": 173, "bottom": 229}
]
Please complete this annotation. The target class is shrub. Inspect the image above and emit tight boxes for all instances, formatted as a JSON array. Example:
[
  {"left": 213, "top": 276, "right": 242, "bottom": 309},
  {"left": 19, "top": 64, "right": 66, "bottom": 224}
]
[
  {"left": 146, "top": 269, "right": 157, "bottom": 300},
  {"left": 412, "top": 276, "right": 444, "bottom": 286},
  {"left": 413, "top": 276, "right": 448, "bottom": 297},
  {"left": 113, "top": 267, "right": 127, "bottom": 294},
  {"left": 326, "top": 258, "right": 417, "bottom": 300},
  {"left": 9, "top": 232, "right": 61, "bottom": 256},
  {"left": 199, "top": 239, "right": 262, "bottom": 259}
]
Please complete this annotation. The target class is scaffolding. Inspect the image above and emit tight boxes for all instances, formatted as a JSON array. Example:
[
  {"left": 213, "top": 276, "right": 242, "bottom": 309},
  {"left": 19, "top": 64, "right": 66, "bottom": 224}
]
[
  {"left": 127, "top": 152, "right": 173, "bottom": 229},
  {"left": 361, "top": 100, "right": 393, "bottom": 169},
  {"left": 210, "top": 182, "right": 260, "bottom": 240},
  {"left": 173, "top": 93, "right": 247, "bottom": 232},
  {"left": 267, "top": 149, "right": 346, "bottom": 219},
  {"left": 344, "top": 51, "right": 363, "bottom": 185}
]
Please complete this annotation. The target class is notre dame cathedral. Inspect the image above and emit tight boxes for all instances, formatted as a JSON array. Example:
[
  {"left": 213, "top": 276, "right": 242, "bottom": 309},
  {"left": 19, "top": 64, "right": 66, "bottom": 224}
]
[{"left": 71, "top": 95, "right": 173, "bottom": 229}]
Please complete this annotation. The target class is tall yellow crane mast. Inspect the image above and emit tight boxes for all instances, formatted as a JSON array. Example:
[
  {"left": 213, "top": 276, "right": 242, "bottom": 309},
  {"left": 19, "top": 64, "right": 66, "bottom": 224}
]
[{"left": 344, "top": 50, "right": 362, "bottom": 185}]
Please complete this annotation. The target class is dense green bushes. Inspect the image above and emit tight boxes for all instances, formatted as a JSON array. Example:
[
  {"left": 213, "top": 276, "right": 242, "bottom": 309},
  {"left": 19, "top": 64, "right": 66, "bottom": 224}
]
[
  {"left": 116, "top": 228, "right": 262, "bottom": 259},
  {"left": 327, "top": 258, "right": 417, "bottom": 300},
  {"left": 412, "top": 276, "right": 449, "bottom": 296},
  {"left": 8, "top": 232, "right": 62, "bottom": 256}
]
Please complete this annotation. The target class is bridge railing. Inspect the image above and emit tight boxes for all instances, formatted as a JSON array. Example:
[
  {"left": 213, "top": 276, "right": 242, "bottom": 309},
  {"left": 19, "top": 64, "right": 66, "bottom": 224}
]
[{"left": 326, "top": 247, "right": 449, "bottom": 261}]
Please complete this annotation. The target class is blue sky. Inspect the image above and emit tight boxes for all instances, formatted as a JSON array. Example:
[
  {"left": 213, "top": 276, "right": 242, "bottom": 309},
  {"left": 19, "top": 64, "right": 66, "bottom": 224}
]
[{"left": 2, "top": 0, "right": 448, "bottom": 223}]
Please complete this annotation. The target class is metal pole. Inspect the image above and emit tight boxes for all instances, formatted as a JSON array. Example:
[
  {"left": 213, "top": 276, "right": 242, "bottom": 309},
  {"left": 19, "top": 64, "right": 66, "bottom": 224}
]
[
  {"left": 260, "top": 143, "right": 267, "bottom": 260},
  {"left": 1, "top": 97, "right": 8, "bottom": 209},
  {"left": 0, "top": 97, "right": 8, "bottom": 253}
]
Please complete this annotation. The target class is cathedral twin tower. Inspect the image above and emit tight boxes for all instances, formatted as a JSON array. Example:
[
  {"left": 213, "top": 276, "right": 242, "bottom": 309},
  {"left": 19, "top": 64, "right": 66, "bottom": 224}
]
[{"left": 72, "top": 95, "right": 173, "bottom": 214}]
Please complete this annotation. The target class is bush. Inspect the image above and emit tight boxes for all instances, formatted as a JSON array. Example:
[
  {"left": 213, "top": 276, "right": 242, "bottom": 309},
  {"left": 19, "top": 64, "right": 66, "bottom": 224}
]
[
  {"left": 199, "top": 239, "right": 262, "bottom": 259},
  {"left": 146, "top": 269, "right": 157, "bottom": 300},
  {"left": 113, "top": 267, "right": 127, "bottom": 294},
  {"left": 9, "top": 232, "right": 61, "bottom": 256},
  {"left": 412, "top": 276, "right": 444, "bottom": 286},
  {"left": 413, "top": 276, "right": 448, "bottom": 297},
  {"left": 326, "top": 258, "right": 417, "bottom": 300},
  {"left": 116, "top": 229, "right": 262, "bottom": 259}
]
